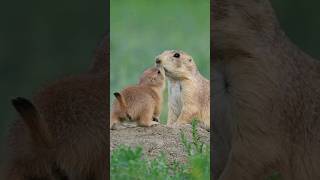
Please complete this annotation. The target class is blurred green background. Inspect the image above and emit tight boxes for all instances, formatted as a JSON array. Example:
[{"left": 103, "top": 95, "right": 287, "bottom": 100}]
[
  {"left": 0, "top": 0, "right": 106, "bottom": 170},
  {"left": 110, "top": 0, "right": 210, "bottom": 124}
]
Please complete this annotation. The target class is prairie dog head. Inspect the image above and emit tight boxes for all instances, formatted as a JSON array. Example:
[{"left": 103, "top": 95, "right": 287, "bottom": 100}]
[
  {"left": 139, "top": 67, "right": 165, "bottom": 88},
  {"left": 155, "top": 50, "right": 197, "bottom": 80}
]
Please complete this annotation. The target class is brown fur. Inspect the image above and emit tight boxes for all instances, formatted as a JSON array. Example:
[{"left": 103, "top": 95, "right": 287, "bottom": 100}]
[
  {"left": 156, "top": 50, "right": 210, "bottom": 130},
  {"left": 213, "top": 0, "right": 320, "bottom": 179},
  {"left": 4, "top": 33, "right": 109, "bottom": 180},
  {"left": 110, "top": 67, "right": 165, "bottom": 129},
  {"left": 89, "top": 32, "right": 108, "bottom": 74}
]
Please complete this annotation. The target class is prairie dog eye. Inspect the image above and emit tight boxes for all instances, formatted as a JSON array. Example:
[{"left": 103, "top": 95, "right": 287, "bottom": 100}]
[
  {"left": 173, "top": 53, "right": 180, "bottom": 58},
  {"left": 157, "top": 70, "right": 161, "bottom": 74},
  {"left": 189, "top": 59, "right": 192, "bottom": 62}
]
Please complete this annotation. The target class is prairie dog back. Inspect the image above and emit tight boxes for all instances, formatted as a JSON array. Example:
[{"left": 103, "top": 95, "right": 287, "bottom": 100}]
[{"left": 111, "top": 67, "right": 165, "bottom": 129}]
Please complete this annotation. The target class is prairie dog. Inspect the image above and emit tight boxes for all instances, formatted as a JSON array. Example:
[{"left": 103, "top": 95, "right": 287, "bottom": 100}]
[
  {"left": 213, "top": 0, "right": 320, "bottom": 179},
  {"left": 156, "top": 50, "right": 210, "bottom": 129},
  {"left": 110, "top": 67, "right": 165, "bottom": 129},
  {"left": 4, "top": 34, "right": 109, "bottom": 180}
]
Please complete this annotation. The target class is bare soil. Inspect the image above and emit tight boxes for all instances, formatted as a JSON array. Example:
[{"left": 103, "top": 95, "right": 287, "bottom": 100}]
[{"left": 110, "top": 124, "right": 210, "bottom": 164}]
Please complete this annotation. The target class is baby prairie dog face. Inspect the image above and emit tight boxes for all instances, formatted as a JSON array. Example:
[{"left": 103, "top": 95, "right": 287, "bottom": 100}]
[
  {"left": 139, "top": 67, "right": 165, "bottom": 88},
  {"left": 155, "top": 50, "right": 197, "bottom": 80}
]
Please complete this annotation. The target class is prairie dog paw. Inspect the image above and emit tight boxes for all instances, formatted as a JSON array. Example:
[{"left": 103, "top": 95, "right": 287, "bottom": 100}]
[
  {"left": 152, "top": 117, "right": 160, "bottom": 122},
  {"left": 168, "top": 122, "right": 190, "bottom": 128},
  {"left": 167, "top": 122, "right": 180, "bottom": 128},
  {"left": 183, "top": 123, "right": 192, "bottom": 128},
  {"left": 111, "top": 123, "right": 126, "bottom": 130},
  {"left": 150, "top": 121, "right": 160, "bottom": 126}
]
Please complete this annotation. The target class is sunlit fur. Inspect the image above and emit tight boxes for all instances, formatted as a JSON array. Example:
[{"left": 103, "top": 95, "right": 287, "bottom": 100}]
[
  {"left": 156, "top": 50, "right": 210, "bottom": 130},
  {"left": 110, "top": 67, "right": 165, "bottom": 129}
]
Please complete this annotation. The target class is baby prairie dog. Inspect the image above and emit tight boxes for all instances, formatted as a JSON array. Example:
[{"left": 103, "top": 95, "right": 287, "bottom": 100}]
[
  {"left": 156, "top": 50, "right": 210, "bottom": 130},
  {"left": 110, "top": 67, "right": 165, "bottom": 129}
]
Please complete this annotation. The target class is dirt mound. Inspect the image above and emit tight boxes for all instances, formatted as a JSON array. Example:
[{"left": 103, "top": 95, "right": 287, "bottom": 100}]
[{"left": 110, "top": 124, "right": 210, "bottom": 164}]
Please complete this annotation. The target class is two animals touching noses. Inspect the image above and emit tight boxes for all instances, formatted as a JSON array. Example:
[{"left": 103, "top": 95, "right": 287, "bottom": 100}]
[{"left": 110, "top": 50, "right": 210, "bottom": 131}]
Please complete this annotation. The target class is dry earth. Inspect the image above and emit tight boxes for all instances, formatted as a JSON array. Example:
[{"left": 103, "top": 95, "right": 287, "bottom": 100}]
[{"left": 110, "top": 124, "right": 210, "bottom": 164}]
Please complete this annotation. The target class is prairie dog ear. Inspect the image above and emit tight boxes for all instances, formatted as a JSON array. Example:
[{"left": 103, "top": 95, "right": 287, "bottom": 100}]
[
  {"left": 11, "top": 97, "right": 51, "bottom": 147},
  {"left": 12, "top": 97, "right": 35, "bottom": 115}
]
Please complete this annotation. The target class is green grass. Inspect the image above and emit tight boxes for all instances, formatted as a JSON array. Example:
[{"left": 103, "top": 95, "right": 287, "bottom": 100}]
[
  {"left": 110, "top": 0, "right": 210, "bottom": 124},
  {"left": 111, "top": 120, "right": 210, "bottom": 180}
]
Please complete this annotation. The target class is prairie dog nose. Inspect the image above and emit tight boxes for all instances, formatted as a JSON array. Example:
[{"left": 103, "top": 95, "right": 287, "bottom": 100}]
[{"left": 155, "top": 58, "right": 161, "bottom": 64}]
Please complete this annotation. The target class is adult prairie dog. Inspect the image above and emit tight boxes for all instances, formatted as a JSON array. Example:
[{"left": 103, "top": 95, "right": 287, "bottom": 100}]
[
  {"left": 110, "top": 67, "right": 165, "bottom": 129},
  {"left": 156, "top": 50, "right": 210, "bottom": 130}
]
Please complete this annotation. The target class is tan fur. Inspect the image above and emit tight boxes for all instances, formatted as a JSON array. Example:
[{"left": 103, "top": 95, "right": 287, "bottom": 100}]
[
  {"left": 110, "top": 67, "right": 165, "bottom": 129},
  {"left": 156, "top": 50, "right": 210, "bottom": 130},
  {"left": 213, "top": 0, "right": 320, "bottom": 180},
  {"left": 4, "top": 33, "right": 109, "bottom": 180}
]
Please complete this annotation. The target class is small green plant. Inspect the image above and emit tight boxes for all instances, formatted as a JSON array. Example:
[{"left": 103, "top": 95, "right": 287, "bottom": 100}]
[
  {"left": 111, "top": 146, "right": 188, "bottom": 180},
  {"left": 180, "top": 119, "right": 210, "bottom": 180},
  {"left": 111, "top": 120, "right": 210, "bottom": 180},
  {"left": 180, "top": 120, "right": 206, "bottom": 155}
]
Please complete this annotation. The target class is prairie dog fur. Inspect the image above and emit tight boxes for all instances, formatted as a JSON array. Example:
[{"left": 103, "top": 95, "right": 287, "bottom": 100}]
[
  {"left": 156, "top": 50, "right": 210, "bottom": 129},
  {"left": 110, "top": 67, "right": 165, "bottom": 129},
  {"left": 213, "top": 0, "right": 320, "bottom": 179},
  {"left": 4, "top": 34, "right": 109, "bottom": 180}
]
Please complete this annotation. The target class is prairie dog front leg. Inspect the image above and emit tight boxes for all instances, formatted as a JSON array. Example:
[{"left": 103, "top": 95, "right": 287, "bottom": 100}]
[
  {"left": 174, "top": 81, "right": 198, "bottom": 125},
  {"left": 167, "top": 105, "right": 179, "bottom": 125},
  {"left": 153, "top": 100, "right": 162, "bottom": 122},
  {"left": 175, "top": 105, "right": 198, "bottom": 125},
  {"left": 166, "top": 80, "right": 182, "bottom": 125}
]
